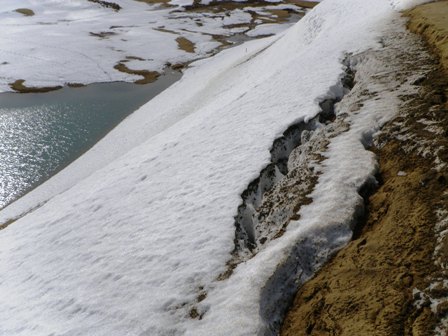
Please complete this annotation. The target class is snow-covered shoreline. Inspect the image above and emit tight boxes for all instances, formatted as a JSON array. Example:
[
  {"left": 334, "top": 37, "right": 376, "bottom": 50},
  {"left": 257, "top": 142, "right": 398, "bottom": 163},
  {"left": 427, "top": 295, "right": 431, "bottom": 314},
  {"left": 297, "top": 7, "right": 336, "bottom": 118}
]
[
  {"left": 0, "top": 0, "right": 308, "bottom": 92},
  {"left": 0, "top": 0, "right": 436, "bottom": 335}
]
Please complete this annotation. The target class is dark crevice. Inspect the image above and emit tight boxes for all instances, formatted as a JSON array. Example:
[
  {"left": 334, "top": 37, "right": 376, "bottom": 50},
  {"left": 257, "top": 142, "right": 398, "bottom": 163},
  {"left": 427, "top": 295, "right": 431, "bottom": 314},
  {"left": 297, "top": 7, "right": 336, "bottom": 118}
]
[
  {"left": 234, "top": 120, "right": 319, "bottom": 252},
  {"left": 258, "top": 57, "right": 401, "bottom": 334},
  {"left": 202, "top": 60, "right": 357, "bottom": 291},
  {"left": 351, "top": 169, "right": 382, "bottom": 240},
  {"left": 232, "top": 59, "right": 356, "bottom": 259}
]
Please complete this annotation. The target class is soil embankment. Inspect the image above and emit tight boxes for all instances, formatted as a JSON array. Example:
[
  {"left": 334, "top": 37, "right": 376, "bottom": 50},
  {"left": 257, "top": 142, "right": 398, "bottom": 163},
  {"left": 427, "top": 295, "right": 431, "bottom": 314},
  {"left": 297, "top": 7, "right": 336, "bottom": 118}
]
[
  {"left": 281, "top": 3, "right": 448, "bottom": 335},
  {"left": 406, "top": 1, "right": 448, "bottom": 71}
]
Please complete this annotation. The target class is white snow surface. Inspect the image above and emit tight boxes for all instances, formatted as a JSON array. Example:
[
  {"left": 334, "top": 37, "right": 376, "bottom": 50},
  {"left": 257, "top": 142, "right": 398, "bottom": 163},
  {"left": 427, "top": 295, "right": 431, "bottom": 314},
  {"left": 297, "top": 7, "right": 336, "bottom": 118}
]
[
  {"left": 246, "top": 23, "right": 291, "bottom": 37},
  {"left": 389, "top": 0, "right": 434, "bottom": 11},
  {"left": 0, "top": 0, "right": 423, "bottom": 335},
  {"left": 0, "top": 0, "right": 306, "bottom": 92}
]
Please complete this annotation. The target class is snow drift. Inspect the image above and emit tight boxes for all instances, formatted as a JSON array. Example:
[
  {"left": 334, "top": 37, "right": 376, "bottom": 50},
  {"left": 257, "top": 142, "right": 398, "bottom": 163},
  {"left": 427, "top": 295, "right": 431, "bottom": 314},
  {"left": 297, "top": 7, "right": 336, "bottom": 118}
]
[{"left": 0, "top": 0, "right": 432, "bottom": 335}]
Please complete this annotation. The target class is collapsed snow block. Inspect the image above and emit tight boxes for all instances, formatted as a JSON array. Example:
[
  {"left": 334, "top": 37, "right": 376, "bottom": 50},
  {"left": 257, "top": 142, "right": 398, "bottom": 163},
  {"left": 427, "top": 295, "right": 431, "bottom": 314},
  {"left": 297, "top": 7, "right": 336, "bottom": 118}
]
[
  {"left": 236, "top": 204, "right": 257, "bottom": 249},
  {"left": 318, "top": 98, "right": 338, "bottom": 123},
  {"left": 270, "top": 123, "right": 313, "bottom": 174}
]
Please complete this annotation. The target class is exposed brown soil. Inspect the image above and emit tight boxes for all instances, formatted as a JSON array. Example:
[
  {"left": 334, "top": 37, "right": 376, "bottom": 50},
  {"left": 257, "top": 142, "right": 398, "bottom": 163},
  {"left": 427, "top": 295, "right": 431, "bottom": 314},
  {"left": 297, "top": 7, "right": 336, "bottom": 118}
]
[
  {"left": 15, "top": 8, "right": 35, "bottom": 16},
  {"left": 281, "top": 5, "right": 448, "bottom": 335},
  {"left": 67, "top": 83, "right": 86, "bottom": 88},
  {"left": 89, "top": 31, "right": 117, "bottom": 39},
  {"left": 134, "top": 0, "right": 173, "bottom": 7},
  {"left": 87, "top": 0, "right": 121, "bottom": 11},
  {"left": 113, "top": 62, "right": 160, "bottom": 84},
  {"left": 176, "top": 37, "right": 196, "bottom": 53},
  {"left": 186, "top": 0, "right": 317, "bottom": 11},
  {"left": 7, "top": 0, "right": 307, "bottom": 91},
  {"left": 281, "top": 143, "right": 443, "bottom": 335},
  {"left": 265, "top": 9, "right": 293, "bottom": 23},
  {"left": 9, "top": 79, "right": 62, "bottom": 93},
  {"left": 289, "top": 1, "right": 318, "bottom": 9},
  {"left": 182, "top": 0, "right": 306, "bottom": 30},
  {"left": 406, "top": 1, "right": 448, "bottom": 72}
]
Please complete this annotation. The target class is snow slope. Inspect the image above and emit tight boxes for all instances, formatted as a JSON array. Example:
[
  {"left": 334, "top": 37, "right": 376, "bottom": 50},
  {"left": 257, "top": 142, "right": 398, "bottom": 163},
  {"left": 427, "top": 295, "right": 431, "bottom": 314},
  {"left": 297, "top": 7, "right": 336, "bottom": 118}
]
[{"left": 0, "top": 0, "right": 432, "bottom": 335}]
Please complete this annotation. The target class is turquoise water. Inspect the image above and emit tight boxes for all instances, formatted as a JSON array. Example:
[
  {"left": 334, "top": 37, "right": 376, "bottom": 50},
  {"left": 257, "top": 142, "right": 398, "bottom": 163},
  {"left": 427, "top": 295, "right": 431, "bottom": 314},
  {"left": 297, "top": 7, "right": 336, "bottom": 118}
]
[{"left": 0, "top": 71, "right": 181, "bottom": 208}]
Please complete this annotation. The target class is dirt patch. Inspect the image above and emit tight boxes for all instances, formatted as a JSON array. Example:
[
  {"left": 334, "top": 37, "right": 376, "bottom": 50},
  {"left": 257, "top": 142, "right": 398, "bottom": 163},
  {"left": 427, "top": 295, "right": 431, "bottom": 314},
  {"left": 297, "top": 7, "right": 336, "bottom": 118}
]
[
  {"left": 281, "top": 20, "right": 448, "bottom": 336},
  {"left": 15, "top": 8, "right": 35, "bottom": 16},
  {"left": 134, "top": 0, "right": 173, "bottom": 7},
  {"left": 289, "top": 0, "right": 318, "bottom": 9},
  {"left": 265, "top": 9, "right": 292, "bottom": 23},
  {"left": 176, "top": 37, "right": 196, "bottom": 53},
  {"left": 87, "top": 0, "right": 121, "bottom": 11},
  {"left": 67, "top": 83, "right": 86, "bottom": 88},
  {"left": 281, "top": 143, "right": 441, "bottom": 335},
  {"left": 0, "top": 219, "right": 14, "bottom": 231},
  {"left": 10, "top": 79, "right": 62, "bottom": 93},
  {"left": 185, "top": 0, "right": 316, "bottom": 12},
  {"left": 405, "top": 0, "right": 448, "bottom": 72},
  {"left": 113, "top": 62, "right": 160, "bottom": 84},
  {"left": 185, "top": 0, "right": 272, "bottom": 12},
  {"left": 89, "top": 31, "right": 117, "bottom": 39}
]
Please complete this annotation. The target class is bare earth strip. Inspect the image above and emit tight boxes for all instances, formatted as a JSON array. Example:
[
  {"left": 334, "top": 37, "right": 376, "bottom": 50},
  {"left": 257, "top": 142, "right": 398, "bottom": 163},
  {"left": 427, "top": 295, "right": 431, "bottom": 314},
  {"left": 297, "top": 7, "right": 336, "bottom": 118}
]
[
  {"left": 406, "top": 0, "right": 448, "bottom": 71},
  {"left": 281, "top": 3, "right": 448, "bottom": 335}
]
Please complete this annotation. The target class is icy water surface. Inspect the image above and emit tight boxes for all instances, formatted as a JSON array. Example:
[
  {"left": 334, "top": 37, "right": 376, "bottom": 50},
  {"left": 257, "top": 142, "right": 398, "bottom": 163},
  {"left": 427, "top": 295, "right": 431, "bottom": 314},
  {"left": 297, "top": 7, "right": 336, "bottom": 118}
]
[{"left": 0, "top": 71, "right": 181, "bottom": 208}]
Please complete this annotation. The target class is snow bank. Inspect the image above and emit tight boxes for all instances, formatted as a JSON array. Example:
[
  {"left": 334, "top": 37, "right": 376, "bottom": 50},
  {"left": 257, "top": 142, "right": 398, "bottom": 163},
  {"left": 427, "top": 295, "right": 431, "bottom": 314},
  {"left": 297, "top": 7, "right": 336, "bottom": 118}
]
[
  {"left": 0, "top": 0, "right": 414, "bottom": 335},
  {"left": 389, "top": 0, "right": 434, "bottom": 11}
]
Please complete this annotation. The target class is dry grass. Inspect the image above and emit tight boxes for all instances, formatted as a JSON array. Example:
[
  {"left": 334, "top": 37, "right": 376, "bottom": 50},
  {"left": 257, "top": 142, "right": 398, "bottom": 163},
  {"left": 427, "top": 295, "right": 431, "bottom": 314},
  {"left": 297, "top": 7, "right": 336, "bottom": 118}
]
[
  {"left": 15, "top": 8, "right": 35, "bottom": 16},
  {"left": 176, "top": 37, "right": 196, "bottom": 53},
  {"left": 87, "top": 0, "right": 121, "bottom": 11},
  {"left": 134, "top": 0, "right": 172, "bottom": 7},
  {"left": 113, "top": 62, "right": 160, "bottom": 84},
  {"left": 10, "top": 79, "right": 62, "bottom": 93},
  {"left": 282, "top": 144, "right": 441, "bottom": 335},
  {"left": 406, "top": 1, "right": 448, "bottom": 72},
  {"left": 288, "top": 0, "right": 318, "bottom": 9}
]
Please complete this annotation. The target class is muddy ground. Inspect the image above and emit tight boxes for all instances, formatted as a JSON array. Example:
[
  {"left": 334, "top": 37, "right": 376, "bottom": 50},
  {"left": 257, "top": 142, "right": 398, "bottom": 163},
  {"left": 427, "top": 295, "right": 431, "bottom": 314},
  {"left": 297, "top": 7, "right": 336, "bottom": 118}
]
[{"left": 281, "top": 3, "right": 448, "bottom": 335}]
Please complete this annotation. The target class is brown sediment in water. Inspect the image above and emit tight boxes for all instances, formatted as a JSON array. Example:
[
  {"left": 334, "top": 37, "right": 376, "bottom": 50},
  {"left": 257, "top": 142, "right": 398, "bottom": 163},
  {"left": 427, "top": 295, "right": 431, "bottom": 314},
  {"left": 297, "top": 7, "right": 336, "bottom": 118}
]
[
  {"left": 281, "top": 4, "right": 448, "bottom": 336},
  {"left": 10, "top": 79, "right": 62, "bottom": 93}
]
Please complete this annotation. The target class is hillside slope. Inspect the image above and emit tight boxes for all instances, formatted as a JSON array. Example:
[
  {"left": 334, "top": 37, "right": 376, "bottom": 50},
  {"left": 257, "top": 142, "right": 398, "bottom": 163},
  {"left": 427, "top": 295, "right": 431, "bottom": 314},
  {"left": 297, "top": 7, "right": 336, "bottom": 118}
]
[
  {"left": 0, "top": 0, "right": 439, "bottom": 335},
  {"left": 282, "top": 2, "right": 448, "bottom": 335}
]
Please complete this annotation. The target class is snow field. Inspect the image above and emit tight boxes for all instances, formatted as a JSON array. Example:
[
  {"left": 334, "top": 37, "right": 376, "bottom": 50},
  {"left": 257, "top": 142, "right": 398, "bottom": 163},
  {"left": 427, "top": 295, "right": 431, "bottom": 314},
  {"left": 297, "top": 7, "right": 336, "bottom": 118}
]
[
  {"left": 0, "top": 0, "right": 306, "bottom": 92},
  {"left": 0, "top": 0, "right": 434, "bottom": 335}
]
